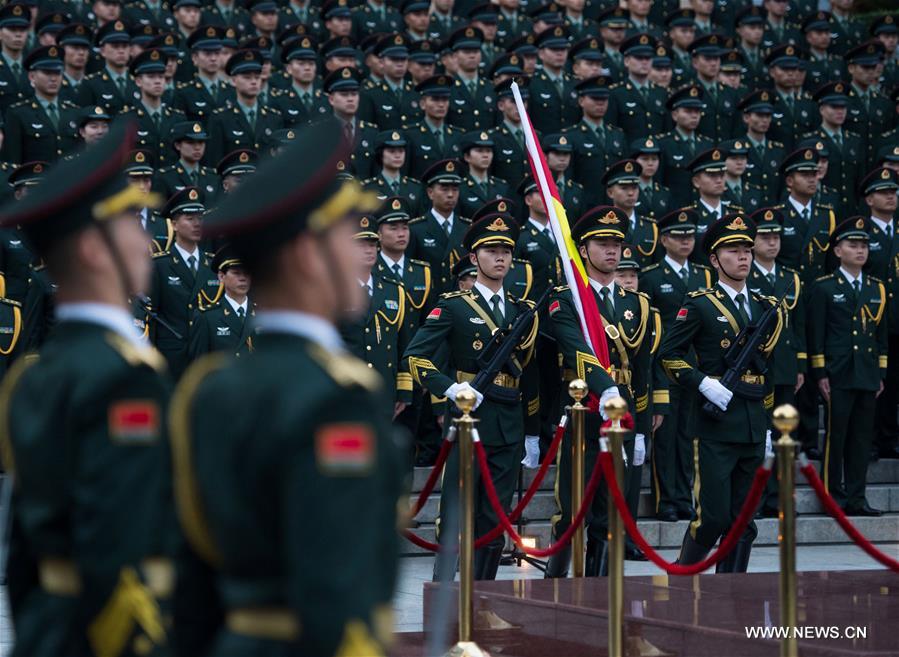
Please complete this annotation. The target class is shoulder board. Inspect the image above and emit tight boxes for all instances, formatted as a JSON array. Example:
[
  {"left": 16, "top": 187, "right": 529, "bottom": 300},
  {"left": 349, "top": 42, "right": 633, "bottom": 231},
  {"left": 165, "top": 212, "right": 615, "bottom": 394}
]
[
  {"left": 845, "top": 129, "right": 861, "bottom": 138},
  {"left": 307, "top": 343, "right": 381, "bottom": 392},
  {"left": 409, "top": 258, "right": 430, "bottom": 268},
  {"left": 771, "top": 140, "right": 784, "bottom": 148},
  {"left": 644, "top": 217, "right": 658, "bottom": 225},
  {"left": 516, "top": 297, "right": 536, "bottom": 309},
  {"left": 781, "top": 265, "right": 799, "bottom": 276},
  {"left": 609, "top": 81, "right": 624, "bottom": 90},
  {"left": 694, "top": 264, "right": 712, "bottom": 271},
  {"left": 105, "top": 333, "right": 166, "bottom": 372},
  {"left": 361, "top": 177, "right": 376, "bottom": 186},
  {"left": 0, "top": 297, "right": 21, "bottom": 308},
  {"left": 409, "top": 215, "right": 426, "bottom": 224},
  {"left": 212, "top": 106, "right": 228, "bottom": 114},
  {"left": 198, "top": 302, "right": 221, "bottom": 313},
  {"left": 552, "top": 284, "right": 570, "bottom": 293},
  {"left": 814, "top": 273, "right": 834, "bottom": 282},
  {"left": 152, "top": 250, "right": 171, "bottom": 259},
  {"left": 9, "top": 99, "right": 30, "bottom": 110},
  {"left": 512, "top": 257, "right": 530, "bottom": 265},
  {"left": 404, "top": 175, "right": 422, "bottom": 184},
  {"left": 688, "top": 289, "right": 714, "bottom": 298},
  {"left": 175, "top": 81, "right": 189, "bottom": 89},
  {"left": 633, "top": 290, "right": 650, "bottom": 301},
  {"left": 459, "top": 216, "right": 472, "bottom": 224},
  {"left": 868, "top": 275, "right": 883, "bottom": 286},
  {"left": 641, "top": 263, "right": 660, "bottom": 273},
  {"left": 440, "top": 289, "right": 472, "bottom": 299}
]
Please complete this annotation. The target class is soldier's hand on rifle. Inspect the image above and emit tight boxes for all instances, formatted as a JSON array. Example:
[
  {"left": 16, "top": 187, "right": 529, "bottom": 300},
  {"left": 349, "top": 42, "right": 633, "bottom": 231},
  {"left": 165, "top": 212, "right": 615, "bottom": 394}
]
[
  {"left": 699, "top": 376, "right": 733, "bottom": 411},
  {"left": 652, "top": 415, "right": 664, "bottom": 432},
  {"left": 818, "top": 377, "right": 831, "bottom": 402},
  {"left": 876, "top": 380, "right": 885, "bottom": 399},
  {"left": 443, "top": 381, "right": 484, "bottom": 410},
  {"left": 393, "top": 402, "right": 407, "bottom": 419},
  {"left": 795, "top": 373, "right": 805, "bottom": 393}
]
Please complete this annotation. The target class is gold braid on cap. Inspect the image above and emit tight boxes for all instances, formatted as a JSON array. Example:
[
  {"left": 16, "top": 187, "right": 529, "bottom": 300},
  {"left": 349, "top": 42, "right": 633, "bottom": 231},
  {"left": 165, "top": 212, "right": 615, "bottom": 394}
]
[
  {"left": 308, "top": 179, "right": 381, "bottom": 233},
  {"left": 93, "top": 186, "right": 162, "bottom": 221}
]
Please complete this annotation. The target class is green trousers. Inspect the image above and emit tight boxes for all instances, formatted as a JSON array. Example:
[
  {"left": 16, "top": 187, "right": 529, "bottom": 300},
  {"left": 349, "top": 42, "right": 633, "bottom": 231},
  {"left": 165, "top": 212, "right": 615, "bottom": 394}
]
[{"left": 823, "top": 388, "right": 876, "bottom": 508}]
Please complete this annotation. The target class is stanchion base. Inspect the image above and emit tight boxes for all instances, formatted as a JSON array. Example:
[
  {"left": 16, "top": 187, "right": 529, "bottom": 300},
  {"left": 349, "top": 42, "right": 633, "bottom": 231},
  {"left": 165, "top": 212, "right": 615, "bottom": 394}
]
[{"left": 443, "top": 641, "right": 491, "bottom": 657}]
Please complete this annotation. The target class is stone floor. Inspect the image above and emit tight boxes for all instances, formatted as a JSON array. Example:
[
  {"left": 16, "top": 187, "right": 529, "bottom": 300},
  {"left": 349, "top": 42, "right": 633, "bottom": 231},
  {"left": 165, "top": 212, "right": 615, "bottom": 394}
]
[{"left": 2, "top": 544, "right": 897, "bottom": 655}]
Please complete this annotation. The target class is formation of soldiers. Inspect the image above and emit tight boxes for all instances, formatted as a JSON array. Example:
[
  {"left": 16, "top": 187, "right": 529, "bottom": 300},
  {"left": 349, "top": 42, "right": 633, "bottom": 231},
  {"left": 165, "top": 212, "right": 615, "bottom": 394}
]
[{"left": 0, "top": 0, "right": 899, "bottom": 653}]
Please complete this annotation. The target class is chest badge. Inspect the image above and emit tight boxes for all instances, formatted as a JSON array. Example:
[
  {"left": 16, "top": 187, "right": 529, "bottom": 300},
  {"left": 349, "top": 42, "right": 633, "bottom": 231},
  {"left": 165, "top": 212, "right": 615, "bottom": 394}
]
[
  {"left": 472, "top": 339, "right": 483, "bottom": 351},
  {"left": 623, "top": 309, "right": 634, "bottom": 320},
  {"left": 720, "top": 338, "right": 731, "bottom": 348}
]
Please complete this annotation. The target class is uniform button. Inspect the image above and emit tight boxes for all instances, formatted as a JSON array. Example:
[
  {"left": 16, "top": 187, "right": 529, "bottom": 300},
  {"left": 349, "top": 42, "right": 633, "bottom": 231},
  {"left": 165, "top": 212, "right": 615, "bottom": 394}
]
[
  {"left": 853, "top": 330, "right": 858, "bottom": 335},
  {"left": 474, "top": 110, "right": 479, "bottom": 115},
  {"left": 853, "top": 345, "right": 858, "bottom": 350},
  {"left": 367, "top": 362, "right": 373, "bottom": 368},
  {"left": 386, "top": 344, "right": 391, "bottom": 350},
  {"left": 366, "top": 345, "right": 372, "bottom": 351},
  {"left": 387, "top": 362, "right": 392, "bottom": 367},
  {"left": 365, "top": 327, "right": 370, "bottom": 333}
]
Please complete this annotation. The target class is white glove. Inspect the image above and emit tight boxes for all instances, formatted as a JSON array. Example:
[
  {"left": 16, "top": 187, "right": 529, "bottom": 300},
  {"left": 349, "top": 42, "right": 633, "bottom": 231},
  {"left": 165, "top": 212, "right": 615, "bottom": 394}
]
[
  {"left": 521, "top": 435, "right": 540, "bottom": 469},
  {"left": 765, "top": 429, "right": 774, "bottom": 458},
  {"left": 599, "top": 386, "right": 620, "bottom": 420},
  {"left": 699, "top": 376, "right": 733, "bottom": 411},
  {"left": 443, "top": 381, "right": 484, "bottom": 410},
  {"left": 633, "top": 433, "right": 646, "bottom": 466}
]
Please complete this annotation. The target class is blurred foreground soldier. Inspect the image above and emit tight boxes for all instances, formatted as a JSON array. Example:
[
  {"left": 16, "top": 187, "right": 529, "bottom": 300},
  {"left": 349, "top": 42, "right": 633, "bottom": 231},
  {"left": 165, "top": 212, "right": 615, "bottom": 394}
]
[
  {"left": 545, "top": 207, "right": 651, "bottom": 578},
  {"left": 188, "top": 244, "right": 254, "bottom": 359},
  {"left": 0, "top": 121, "right": 173, "bottom": 657},
  {"left": 150, "top": 187, "right": 220, "bottom": 378},
  {"left": 660, "top": 214, "right": 783, "bottom": 573},
  {"left": 809, "top": 217, "right": 886, "bottom": 516},
  {"left": 171, "top": 119, "right": 401, "bottom": 657},
  {"left": 404, "top": 210, "right": 539, "bottom": 581}
]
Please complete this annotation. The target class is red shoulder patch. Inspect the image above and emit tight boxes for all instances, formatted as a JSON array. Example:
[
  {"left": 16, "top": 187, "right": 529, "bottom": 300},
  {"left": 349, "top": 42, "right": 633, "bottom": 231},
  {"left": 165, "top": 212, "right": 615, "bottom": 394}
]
[
  {"left": 315, "top": 424, "right": 375, "bottom": 475},
  {"left": 109, "top": 400, "right": 159, "bottom": 443},
  {"left": 427, "top": 307, "right": 442, "bottom": 320},
  {"left": 676, "top": 308, "right": 688, "bottom": 321},
  {"left": 549, "top": 300, "right": 561, "bottom": 315}
]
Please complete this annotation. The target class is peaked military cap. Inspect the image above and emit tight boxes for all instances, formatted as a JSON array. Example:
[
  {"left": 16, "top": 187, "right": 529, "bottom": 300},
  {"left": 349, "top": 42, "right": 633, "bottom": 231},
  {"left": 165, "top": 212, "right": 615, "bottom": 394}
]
[
  {"left": 374, "top": 33, "right": 409, "bottom": 58},
  {"left": 0, "top": 122, "right": 160, "bottom": 255},
  {"left": 508, "top": 33, "right": 538, "bottom": 56},
  {"left": 461, "top": 130, "right": 494, "bottom": 151},
  {"left": 8, "top": 161, "right": 49, "bottom": 189},
  {"left": 324, "top": 66, "right": 361, "bottom": 92},
  {"left": 630, "top": 136, "right": 660, "bottom": 156},
  {"left": 239, "top": 35, "right": 274, "bottom": 60},
  {"left": 212, "top": 244, "right": 242, "bottom": 272},
  {"left": 449, "top": 26, "right": 484, "bottom": 50},
  {"left": 272, "top": 128, "right": 298, "bottom": 146},
  {"left": 79, "top": 105, "right": 113, "bottom": 127},
  {"left": 130, "top": 23, "right": 159, "bottom": 46},
  {"left": 876, "top": 144, "right": 899, "bottom": 164},
  {"left": 830, "top": 216, "right": 870, "bottom": 247},
  {"left": 246, "top": 0, "right": 278, "bottom": 13},
  {"left": 780, "top": 146, "right": 820, "bottom": 174},
  {"left": 24, "top": 45, "right": 63, "bottom": 72},
  {"left": 0, "top": 3, "right": 32, "bottom": 28},
  {"left": 173, "top": 0, "right": 202, "bottom": 8},
  {"left": 463, "top": 213, "right": 519, "bottom": 251},
  {"left": 376, "top": 196, "right": 411, "bottom": 224},
  {"left": 401, "top": 0, "right": 430, "bottom": 14},
  {"left": 688, "top": 33, "right": 727, "bottom": 57},
  {"left": 750, "top": 207, "right": 784, "bottom": 234},
  {"left": 322, "top": 0, "right": 351, "bottom": 19},
  {"left": 846, "top": 40, "right": 885, "bottom": 66},
  {"left": 409, "top": 39, "right": 437, "bottom": 63},
  {"left": 321, "top": 35, "right": 358, "bottom": 59},
  {"left": 187, "top": 25, "right": 225, "bottom": 50},
  {"left": 452, "top": 257, "right": 477, "bottom": 280},
  {"left": 226, "top": 49, "right": 264, "bottom": 75},
  {"left": 621, "top": 33, "right": 655, "bottom": 57},
  {"left": 801, "top": 10, "right": 832, "bottom": 33},
  {"left": 415, "top": 74, "right": 453, "bottom": 96},
  {"left": 738, "top": 89, "right": 774, "bottom": 114},
  {"left": 58, "top": 23, "right": 93, "bottom": 47},
  {"left": 720, "top": 49, "right": 745, "bottom": 72},
  {"left": 472, "top": 198, "right": 516, "bottom": 222},
  {"left": 666, "top": 83, "right": 704, "bottom": 110},
  {"left": 171, "top": 120, "right": 209, "bottom": 142},
  {"left": 124, "top": 149, "right": 155, "bottom": 176},
  {"left": 602, "top": 159, "right": 642, "bottom": 186},
  {"left": 278, "top": 22, "right": 310, "bottom": 48},
  {"left": 688, "top": 148, "right": 726, "bottom": 174},
  {"left": 375, "top": 130, "right": 407, "bottom": 150},
  {"left": 527, "top": 1, "right": 563, "bottom": 23},
  {"left": 574, "top": 75, "right": 610, "bottom": 98},
  {"left": 860, "top": 168, "right": 899, "bottom": 195},
  {"left": 517, "top": 175, "right": 538, "bottom": 196},
  {"left": 488, "top": 52, "right": 525, "bottom": 78},
  {"left": 36, "top": 11, "right": 70, "bottom": 35},
  {"left": 543, "top": 133, "right": 572, "bottom": 153},
  {"left": 95, "top": 19, "right": 130, "bottom": 45},
  {"left": 217, "top": 149, "right": 258, "bottom": 176},
  {"left": 652, "top": 43, "right": 672, "bottom": 68},
  {"left": 573, "top": 206, "right": 628, "bottom": 243},
  {"left": 568, "top": 37, "right": 601, "bottom": 61},
  {"left": 147, "top": 32, "right": 179, "bottom": 57},
  {"left": 535, "top": 25, "right": 569, "bottom": 49},
  {"left": 354, "top": 212, "right": 379, "bottom": 240},
  {"left": 222, "top": 27, "right": 238, "bottom": 48},
  {"left": 812, "top": 81, "right": 849, "bottom": 105},
  {"left": 658, "top": 208, "right": 698, "bottom": 235},
  {"left": 468, "top": 3, "right": 499, "bottom": 23},
  {"left": 422, "top": 159, "right": 462, "bottom": 185},
  {"left": 596, "top": 6, "right": 630, "bottom": 27},
  {"left": 163, "top": 186, "right": 205, "bottom": 217},
  {"left": 617, "top": 243, "right": 640, "bottom": 270},
  {"left": 130, "top": 48, "right": 167, "bottom": 75},
  {"left": 664, "top": 8, "right": 695, "bottom": 28},
  {"left": 765, "top": 43, "right": 803, "bottom": 68},
  {"left": 719, "top": 139, "right": 750, "bottom": 157},
  {"left": 703, "top": 213, "right": 755, "bottom": 254},
  {"left": 735, "top": 5, "right": 765, "bottom": 25},
  {"left": 870, "top": 14, "right": 898, "bottom": 36},
  {"left": 494, "top": 75, "right": 529, "bottom": 99}
]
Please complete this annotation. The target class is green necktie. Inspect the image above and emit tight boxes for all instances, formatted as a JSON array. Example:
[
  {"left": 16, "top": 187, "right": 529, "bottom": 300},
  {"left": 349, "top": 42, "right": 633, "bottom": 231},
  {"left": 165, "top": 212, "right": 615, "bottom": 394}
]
[
  {"left": 600, "top": 287, "right": 614, "bottom": 317},
  {"left": 117, "top": 76, "right": 128, "bottom": 96},
  {"left": 833, "top": 132, "right": 843, "bottom": 148},
  {"left": 187, "top": 255, "right": 197, "bottom": 276},
  {"left": 735, "top": 293, "right": 750, "bottom": 325},
  {"left": 442, "top": 219, "right": 451, "bottom": 235},
  {"left": 801, "top": 207, "right": 810, "bottom": 222},
  {"left": 151, "top": 111, "right": 160, "bottom": 131},
  {"left": 755, "top": 143, "right": 765, "bottom": 159},
  {"left": 189, "top": 169, "right": 198, "bottom": 185},
  {"left": 679, "top": 267, "right": 690, "bottom": 286},
  {"left": 247, "top": 108, "right": 256, "bottom": 129},
  {"left": 237, "top": 306, "right": 245, "bottom": 319},
  {"left": 513, "top": 128, "right": 523, "bottom": 147},
  {"left": 46, "top": 102, "right": 59, "bottom": 129},
  {"left": 389, "top": 179, "right": 399, "bottom": 194},
  {"left": 490, "top": 293, "right": 504, "bottom": 325},
  {"left": 392, "top": 263, "right": 402, "bottom": 280},
  {"left": 468, "top": 80, "right": 477, "bottom": 96},
  {"left": 434, "top": 129, "right": 444, "bottom": 150},
  {"left": 766, "top": 272, "right": 776, "bottom": 287},
  {"left": 11, "top": 61, "right": 21, "bottom": 77},
  {"left": 784, "top": 94, "right": 794, "bottom": 111},
  {"left": 852, "top": 279, "right": 861, "bottom": 298}
]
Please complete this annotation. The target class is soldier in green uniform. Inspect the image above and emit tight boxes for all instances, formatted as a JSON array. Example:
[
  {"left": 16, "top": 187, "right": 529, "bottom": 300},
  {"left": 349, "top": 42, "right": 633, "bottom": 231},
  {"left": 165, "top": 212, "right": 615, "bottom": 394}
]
[
  {"left": 149, "top": 186, "right": 221, "bottom": 378},
  {"left": 76, "top": 20, "right": 142, "bottom": 115},
  {"left": 447, "top": 26, "right": 494, "bottom": 132},
  {"left": 665, "top": 9, "right": 697, "bottom": 87},
  {"left": 458, "top": 130, "right": 511, "bottom": 218},
  {"left": 0, "top": 4, "right": 36, "bottom": 112},
  {"left": 641, "top": 209, "right": 714, "bottom": 521},
  {"left": 749, "top": 206, "right": 807, "bottom": 516},
  {"left": 603, "top": 158, "right": 659, "bottom": 268},
  {"left": 739, "top": 89, "right": 786, "bottom": 202},
  {"left": 270, "top": 36, "right": 330, "bottom": 126},
  {"left": 358, "top": 34, "right": 422, "bottom": 130},
  {"left": 568, "top": 35, "right": 603, "bottom": 82},
  {"left": 57, "top": 23, "right": 93, "bottom": 105},
  {"left": 544, "top": 133, "right": 585, "bottom": 223},
  {"left": 188, "top": 244, "right": 254, "bottom": 359},
  {"left": 470, "top": 198, "right": 534, "bottom": 301},
  {"left": 206, "top": 49, "right": 283, "bottom": 166},
  {"left": 364, "top": 130, "right": 427, "bottom": 216},
  {"left": 871, "top": 17, "right": 899, "bottom": 93},
  {"left": 2, "top": 46, "right": 79, "bottom": 165},
  {"left": 760, "top": 0, "right": 802, "bottom": 50},
  {"left": 828, "top": 0, "right": 866, "bottom": 56},
  {"left": 688, "top": 147, "right": 742, "bottom": 264},
  {"left": 657, "top": 83, "right": 713, "bottom": 209},
  {"left": 765, "top": 44, "right": 817, "bottom": 152},
  {"left": 596, "top": 7, "right": 630, "bottom": 85},
  {"left": 514, "top": 176, "right": 561, "bottom": 301},
  {"left": 172, "top": 119, "right": 400, "bottom": 657},
  {"left": 607, "top": 33, "right": 670, "bottom": 145},
  {"left": 528, "top": 25, "right": 579, "bottom": 134},
  {"left": 545, "top": 206, "right": 653, "bottom": 576},
  {"left": 407, "top": 159, "right": 470, "bottom": 295},
  {"left": 660, "top": 214, "right": 783, "bottom": 572},
  {"left": 403, "top": 74, "right": 462, "bottom": 179},
  {"left": 720, "top": 139, "right": 763, "bottom": 213},
  {"left": 340, "top": 209, "right": 413, "bottom": 415},
  {"left": 488, "top": 77, "right": 532, "bottom": 187},
  {"left": 126, "top": 149, "right": 172, "bottom": 253},
  {"left": 0, "top": 122, "right": 172, "bottom": 657},
  {"left": 172, "top": 25, "right": 235, "bottom": 121},
  {"left": 404, "top": 210, "right": 539, "bottom": 581},
  {"left": 801, "top": 11, "right": 846, "bottom": 94},
  {"left": 351, "top": 0, "right": 402, "bottom": 41},
  {"left": 734, "top": 6, "right": 766, "bottom": 91},
  {"left": 631, "top": 136, "right": 673, "bottom": 220},
  {"left": 495, "top": 0, "right": 532, "bottom": 49},
  {"left": 845, "top": 41, "right": 893, "bottom": 168},
  {"left": 809, "top": 216, "right": 887, "bottom": 516},
  {"left": 564, "top": 76, "right": 626, "bottom": 207},
  {"left": 153, "top": 120, "right": 220, "bottom": 202},
  {"left": 688, "top": 33, "right": 740, "bottom": 142}
]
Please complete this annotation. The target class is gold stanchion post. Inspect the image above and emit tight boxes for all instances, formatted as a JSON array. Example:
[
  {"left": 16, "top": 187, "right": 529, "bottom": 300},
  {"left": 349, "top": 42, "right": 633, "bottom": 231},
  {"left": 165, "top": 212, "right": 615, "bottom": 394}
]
[
  {"left": 455, "top": 389, "right": 478, "bottom": 645},
  {"left": 569, "top": 379, "right": 588, "bottom": 577},
  {"left": 603, "top": 396, "right": 629, "bottom": 657},
  {"left": 774, "top": 404, "right": 799, "bottom": 657}
]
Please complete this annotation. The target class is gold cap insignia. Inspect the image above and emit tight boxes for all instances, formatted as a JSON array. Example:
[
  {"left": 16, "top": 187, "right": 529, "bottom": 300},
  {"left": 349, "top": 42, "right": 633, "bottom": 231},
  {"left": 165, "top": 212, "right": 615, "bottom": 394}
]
[
  {"left": 394, "top": 35, "right": 403, "bottom": 45},
  {"left": 136, "top": 152, "right": 145, "bottom": 162},
  {"left": 554, "top": 26, "right": 563, "bottom": 36},
  {"left": 804, "top": 149, "right": 813, "bottom": 160},
  {"left": 689, "top": 86, "right": 698, "bottom": 97},
  {"left": 623, "top": 247, "right": 632, "bottom": 257},
  {"left": 712, "top": 149, "right": 721, "bottom": 161},
  {"left": 786, "top": 46, "right": 794, "bottom": 55},
  {"left": 815, "top": 141, "right": 824, "bottom": 150},
  {"left": 657, "top": 46, "right": 665, "bottom": 56},
  {"left": 75, "top": 25, "right": 85, "bottom": 33},
  {"left": 164, "top": 35, "right": 174, "bottom": 45},
  {"left": 726, "top": 216, "right": 747, "bottom": 230},
  {"left": 734, "top": 141, "right": 743, "bottom": 149},
  {"left": 867, "top": 44, "right": 875, "bottom": 53},
  {"left": 446, "top": 161, "right": 455, "bottom": 172},
  {"left": 360, "top": 217, "right": 370, "bottom": 228},
  {"left": 33, "top": 163, "right": 43, "bottom": 173},
  {"left": 761, "top": 91, "right": 769, "bottom": 101},
  {"left": 480, "top": 131, "right": 488, "bottom": 140},
  {"left": 646, "top": 139, "right": 654, "bottom": 147},
  {"left": 341, "top": 67, "right": 351, "bottom": 77},
  {"left": 94, "top": 106, "right": 104, "bottom": 114},
  {"left": 624, "top": 162, "right": 634, "bottom": 172},
  {"left": 391, "top": 199, "right": 402, "bottom": 210},
  {"left": 287, "top": 130, "right": 294, "bottom": 138},
  {"left": 856, "top": 218, "right": 865, "bottom": 229},
  {"left": 438, "top": 76, "right": 446, "bottom": 84},
  {"left": 192, "top": 123, "right": 201, "bottom": 133},
  {"left": 207, "top": 27, "right": 216, "bottom": 37},
  {"left": 887, "top": 16, "right": 894, "bottom": 24},
  {"left": 239, "top": 152, "right": 249, "bottom": 163},
  {"left": 392, "top": 131, "right": 400, "bottom": 140},
  {"left": 465, "top": 27, "right": 474, "bottom": 37},
  {"left": 639, "top": 35, "right": 649, "bottom": 44},
  {"left": 709, "top": 35, "right": 718, "bottom": 44},
  {"left": 337, "top": 161, "right": 346, "bottom": 170},
  {"left": 48, "top": 47, "right": 57, "bottom": 57},
  {"left": 590, "top": 39, "right": 598, "bottom": 48},
  {"left": 599, "top": 210, "right": 619, "bottom": 224},
  {"left": 114, "top": 20, "right": 124, "bottom": 29},
  {"left": 245, "top": 50, "right": 254, "bottom": 60},
  {"left": 559, "top": 136, "right": 567, "bottom": 145},
  {"left": 510, "top": 54, "right": 519, "bottom": 64},
  {"left": 53, "top": 13, "right": 63, "bottom": 22},
  {"left": 882, "top": 169, "right": 890, "bottom": 179},
  {"left": 835, "top": 83, "right": 844, "bottom": 93},
  {"left": 150, "top": 49, "right": 160, "bottom": 60},
  {"left": 188, "top": 189, "right": 199, "bottom": 200},
  {"left": 13, "top": 5, "right": 23, "bottom": 15},
  {"left": 497, "top": 201, "right": 507, "bottom": 212},
  {"left": 678, "top": 212, "right": 687, "bottom": 222},
  {"left": 764, "top": 210, "right": 773, "bottom": 220},
  {"left": 487, "top": 217, "right": 509, "bottom": 231},
  {"left": 302, "top": 37, "right": 310, "bottom": 47}
]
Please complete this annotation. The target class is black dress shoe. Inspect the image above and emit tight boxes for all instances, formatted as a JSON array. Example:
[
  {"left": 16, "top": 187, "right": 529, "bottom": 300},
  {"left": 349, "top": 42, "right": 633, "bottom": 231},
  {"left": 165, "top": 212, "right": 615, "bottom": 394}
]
[
  {"left": 878, "top": 446, "right": 899, "bottom": 460},
  {"left": 805, "top": 447, "right": 822, "bottom": 461},
  {"left": 656, "top": 508, "right": 678, "bottom": 522},
  {"left": 843, "top": 503, "right": 882, "bottom": 517},
  {"left": 760, "top": 506, "right": 779, "bottom": 518},
  {"left": 676, "top": 508, "right": 696, "bottom": 521},
  {"left": 625, "top": 545, "right": 648, "bottom": 561}
]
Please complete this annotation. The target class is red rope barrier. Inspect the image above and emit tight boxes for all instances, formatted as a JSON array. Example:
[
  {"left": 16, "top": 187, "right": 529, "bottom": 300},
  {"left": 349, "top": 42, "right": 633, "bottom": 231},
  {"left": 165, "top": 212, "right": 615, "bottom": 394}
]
[
  {"left": 599, "top": 451, "right": 773, "bottom": 576},
  {"left": 402, "top": 528, "right": 440, "bottom": 552},
  {"left": 474, "top": 416, "right": 568, "bottom": 548},
  {"left": 800, "top": 463, "right": 899, "bottom": 574},
  {"left": 410, "top": 437, "right": 454, "bottom": 517},
  {"left": 475, "top": 440, "right": 604, "bottom": 558}
]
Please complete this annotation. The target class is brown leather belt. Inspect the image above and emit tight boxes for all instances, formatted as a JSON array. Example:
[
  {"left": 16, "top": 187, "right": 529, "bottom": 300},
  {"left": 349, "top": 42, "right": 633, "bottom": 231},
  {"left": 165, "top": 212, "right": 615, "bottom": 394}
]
[
  {"left": 457, "top": 371, "right": 518, "bottom": 389},
  {"left": 226, "top": 608, "right": 302, "bottom": 641},
  {"left": 711, "top": 374, "right": 765, "bottom": 385},
  {"left": 563, "top": 367, "right": 631, "bottom": 386}
]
